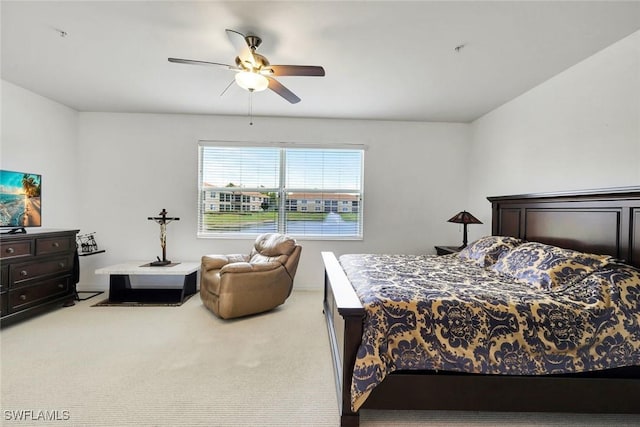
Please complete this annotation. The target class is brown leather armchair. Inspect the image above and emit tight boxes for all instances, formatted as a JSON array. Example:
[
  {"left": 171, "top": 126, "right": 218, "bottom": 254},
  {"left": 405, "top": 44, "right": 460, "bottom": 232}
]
[{"left": 200, "top": 233, "right": 302, "bottom": 319}]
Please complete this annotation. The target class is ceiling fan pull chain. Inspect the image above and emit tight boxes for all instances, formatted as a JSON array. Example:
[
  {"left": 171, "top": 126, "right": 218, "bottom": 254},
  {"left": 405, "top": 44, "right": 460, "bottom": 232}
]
[{"left": 249, "top": 91, "right": 254, "bottom": 126}]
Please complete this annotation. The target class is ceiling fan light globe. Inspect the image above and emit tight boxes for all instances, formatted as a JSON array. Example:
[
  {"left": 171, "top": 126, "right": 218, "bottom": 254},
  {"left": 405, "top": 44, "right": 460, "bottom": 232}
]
[{"left": 235, "top": 71, "right": 269, "bottom": 92}]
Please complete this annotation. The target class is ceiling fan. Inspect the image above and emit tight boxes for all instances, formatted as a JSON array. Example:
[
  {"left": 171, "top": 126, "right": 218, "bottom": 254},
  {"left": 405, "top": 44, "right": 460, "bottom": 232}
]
[{"left": 168, "top": 29, "right": 325, "bottom": 104}]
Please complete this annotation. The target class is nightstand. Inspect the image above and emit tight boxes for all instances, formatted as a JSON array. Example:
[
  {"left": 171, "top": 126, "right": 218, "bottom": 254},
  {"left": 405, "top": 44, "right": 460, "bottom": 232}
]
[{"left": 434, "top": 245, "right": 462, "bottom": 256}]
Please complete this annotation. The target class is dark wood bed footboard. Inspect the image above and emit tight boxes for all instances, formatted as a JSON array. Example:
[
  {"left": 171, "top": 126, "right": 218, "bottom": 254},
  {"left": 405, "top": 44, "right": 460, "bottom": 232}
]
[{"left": 322, "top": 251, "right": 364, "bottom": 427}]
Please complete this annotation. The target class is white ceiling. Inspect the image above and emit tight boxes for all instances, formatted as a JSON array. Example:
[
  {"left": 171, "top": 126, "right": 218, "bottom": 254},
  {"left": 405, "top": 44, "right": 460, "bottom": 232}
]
[{"left": 2, "top": 1, "right": 639, "bottom": 123}]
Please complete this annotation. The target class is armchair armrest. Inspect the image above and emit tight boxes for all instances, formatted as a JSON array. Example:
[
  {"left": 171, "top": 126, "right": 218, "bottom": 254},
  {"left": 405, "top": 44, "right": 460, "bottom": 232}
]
[
  {"left": 220, "top": 261, "right": 282, "bottom": 275},
  {"left": 201, "top": 254, "right": 249, "bottom": 271}
]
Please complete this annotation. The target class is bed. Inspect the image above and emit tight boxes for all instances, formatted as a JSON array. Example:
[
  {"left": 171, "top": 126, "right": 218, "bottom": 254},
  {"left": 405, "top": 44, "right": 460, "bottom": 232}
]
[{"left": 322, "top": 187, "right": 640, "bottom": 427}]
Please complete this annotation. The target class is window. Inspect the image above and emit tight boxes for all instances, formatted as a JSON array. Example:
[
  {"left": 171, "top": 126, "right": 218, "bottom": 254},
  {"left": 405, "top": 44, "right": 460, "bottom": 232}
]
[{"left": 198, "top": 142, "right": 364, "bottom": 238}]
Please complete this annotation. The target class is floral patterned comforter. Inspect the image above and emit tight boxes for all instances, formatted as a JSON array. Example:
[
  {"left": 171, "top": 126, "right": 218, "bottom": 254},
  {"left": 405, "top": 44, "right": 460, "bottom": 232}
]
[{"left": 339, "top": 253, "right": 640, "bottom": 412}]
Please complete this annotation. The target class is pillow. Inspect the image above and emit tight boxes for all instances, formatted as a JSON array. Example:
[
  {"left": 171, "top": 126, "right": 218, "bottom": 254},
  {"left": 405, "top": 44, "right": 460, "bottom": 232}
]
[
  {"left": 491, "top": 241, "right": 611, "bottom": 290},
  {"left": 458, "top": 235, "right": 524, "bottom": 267}
]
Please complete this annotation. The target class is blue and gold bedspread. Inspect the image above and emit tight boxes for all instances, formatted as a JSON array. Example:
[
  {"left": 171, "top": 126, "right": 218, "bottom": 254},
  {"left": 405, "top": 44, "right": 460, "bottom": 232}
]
[{"left": 339, "top": 253, "right": 640, "bottom": 411}]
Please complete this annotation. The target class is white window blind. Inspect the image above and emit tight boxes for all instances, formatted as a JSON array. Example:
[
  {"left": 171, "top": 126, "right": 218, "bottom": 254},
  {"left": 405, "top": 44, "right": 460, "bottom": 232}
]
[{"left": 198, "top": 142, "right": 364, "bottom": 239}]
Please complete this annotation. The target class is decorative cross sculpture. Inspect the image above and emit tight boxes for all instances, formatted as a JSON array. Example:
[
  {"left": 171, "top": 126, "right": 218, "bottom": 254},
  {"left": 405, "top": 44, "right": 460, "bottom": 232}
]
[{"left": 147, "top": 209, "right": 180, "bottom": 266}]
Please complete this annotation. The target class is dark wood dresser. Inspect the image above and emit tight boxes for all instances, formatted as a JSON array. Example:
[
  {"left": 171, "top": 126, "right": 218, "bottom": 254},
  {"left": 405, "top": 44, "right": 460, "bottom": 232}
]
[{"left": 1, "top": 229, "right": 79, "bottom": 326}]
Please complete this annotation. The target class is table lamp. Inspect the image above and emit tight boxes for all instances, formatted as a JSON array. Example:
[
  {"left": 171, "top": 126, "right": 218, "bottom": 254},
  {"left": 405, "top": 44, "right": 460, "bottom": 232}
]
[{"left": 447, "top": 210, "right": 482, "bottom": 249}]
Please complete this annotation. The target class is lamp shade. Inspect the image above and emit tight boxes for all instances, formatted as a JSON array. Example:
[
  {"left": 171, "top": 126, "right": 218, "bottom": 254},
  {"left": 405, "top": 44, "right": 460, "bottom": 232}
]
[
  {"left": 235, "top": 71, "right": 269, "bottom": 92},
  {"left": 447, "top": 210, "right": 482, "bottom": 225}
]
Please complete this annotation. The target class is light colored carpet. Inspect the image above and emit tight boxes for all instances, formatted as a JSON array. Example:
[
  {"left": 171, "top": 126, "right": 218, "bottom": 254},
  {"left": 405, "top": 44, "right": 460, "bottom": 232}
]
[{"left": 1, "top": 290, "right": 638, "bottom": 427}]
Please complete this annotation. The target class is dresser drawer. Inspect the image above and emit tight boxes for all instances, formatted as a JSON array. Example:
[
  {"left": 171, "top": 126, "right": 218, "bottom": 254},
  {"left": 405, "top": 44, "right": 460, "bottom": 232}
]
[
  {"left": 0, "top": 240, "right": 32, "bottom": 260},
  {"left": 1, "top": 265, "right": 7, "bottom": 291},
  {"left": 8, "top": 277, "right": 70, "bottom": 313},
  {"left": 0, "top": 292, "right": 7, "bottom": 317},
  {"left": 10, "top": 255, "right": 73, "bottom": 288},
  {"left": 36, "top": 236, "right": 74, "bottom": 256}
]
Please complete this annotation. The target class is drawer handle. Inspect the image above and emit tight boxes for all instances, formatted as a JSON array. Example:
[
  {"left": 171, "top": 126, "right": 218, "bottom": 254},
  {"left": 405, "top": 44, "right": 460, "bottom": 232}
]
[
  {"left": 5, "top": 247, "right": 15, "bottom": 254},
  {"left": 58, "top": 283, "right": 64, "bottom": 289},
  {"left": 58, "top": 262, "right": 66, "bottom": 268},
  {"left": 19, "top": 294, "right": 27, "bottom": 301},
  {"left": 20, "top": 270, "right": 28, "bottom": 277},
  {"left": 52, "top": 242, "right": 60, "bottom": 248}
]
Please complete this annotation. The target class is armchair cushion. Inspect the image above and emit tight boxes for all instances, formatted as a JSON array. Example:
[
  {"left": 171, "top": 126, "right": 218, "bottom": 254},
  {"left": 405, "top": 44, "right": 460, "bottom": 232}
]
[
  {"left": 201, "top": 254, "right": 248, "bottom": 270},
  {"left": 249, "top": 253, "right": 289, "bottom": 265},
  {"left": 254, "top": 233, "right": 297, "bottom": 257},
  {"left": 220, "top": 261, "right": 282, "bottom": 274}
]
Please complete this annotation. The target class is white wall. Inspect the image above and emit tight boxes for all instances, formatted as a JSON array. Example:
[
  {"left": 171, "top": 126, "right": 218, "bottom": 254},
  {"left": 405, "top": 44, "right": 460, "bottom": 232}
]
[
  {"left": 76, "top": 113, "right": 470, "bottom": 290},
  {"left": 1, "top": 80, "right": 80, "bottom": 229},
  {"left": 466, "top": 30, "right": 640, "bottom": 240}
]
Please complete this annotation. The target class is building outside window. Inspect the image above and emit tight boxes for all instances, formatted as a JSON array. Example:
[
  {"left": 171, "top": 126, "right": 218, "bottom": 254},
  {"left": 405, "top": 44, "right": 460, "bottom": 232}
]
[{"left": 198, "top": 142, "right": 364, "bottom": 239}]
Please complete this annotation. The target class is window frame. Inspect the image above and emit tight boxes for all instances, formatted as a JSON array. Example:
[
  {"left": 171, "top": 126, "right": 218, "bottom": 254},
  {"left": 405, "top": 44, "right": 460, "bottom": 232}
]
[{"left": 198, "top": 141, "right": 365, "bottom": 240}]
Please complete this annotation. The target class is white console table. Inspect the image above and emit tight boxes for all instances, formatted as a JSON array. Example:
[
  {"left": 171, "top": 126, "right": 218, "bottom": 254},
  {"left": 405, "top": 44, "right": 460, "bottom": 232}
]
[{"left": 95, "top": 262, "right": 200, "bottom": 304}]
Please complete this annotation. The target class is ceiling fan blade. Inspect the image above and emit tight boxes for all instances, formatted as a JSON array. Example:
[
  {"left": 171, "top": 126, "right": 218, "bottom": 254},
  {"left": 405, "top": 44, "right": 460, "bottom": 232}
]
[
  {"left": 168, "top": 58, "right": 235, "bottom": 69},
  {"left": 267, "top": 77, "right": 301, "bottom": 104},
  {"left": 225, "top": 29, "right": 256, "bottom": 67},
  {"left": 267, "top": 65, "right": 325, "bottom": 77}
]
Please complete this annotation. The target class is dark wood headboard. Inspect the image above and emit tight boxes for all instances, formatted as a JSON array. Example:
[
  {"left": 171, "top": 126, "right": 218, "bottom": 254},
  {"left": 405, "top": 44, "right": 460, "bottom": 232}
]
[{"left": 487, "top": 186, "right": 640, "bottom": 268}]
